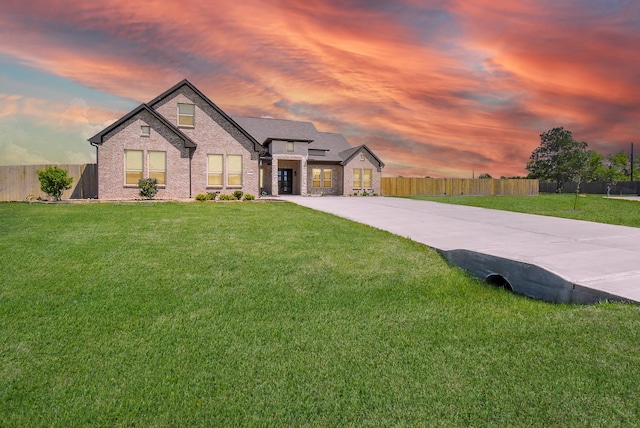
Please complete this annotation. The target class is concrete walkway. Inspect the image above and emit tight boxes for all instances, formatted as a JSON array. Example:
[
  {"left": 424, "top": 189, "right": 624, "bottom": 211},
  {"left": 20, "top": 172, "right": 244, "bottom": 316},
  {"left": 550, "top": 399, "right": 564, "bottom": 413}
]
[{"left": 282, "top": 196, "right": 640, "bottom": 304}]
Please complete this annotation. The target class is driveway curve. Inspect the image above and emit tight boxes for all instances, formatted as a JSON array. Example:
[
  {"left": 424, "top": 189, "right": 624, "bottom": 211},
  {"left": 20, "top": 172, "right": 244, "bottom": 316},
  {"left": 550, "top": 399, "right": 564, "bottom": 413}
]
[{"left": 282, "top": 196, "right": 640, "bottom": 304}]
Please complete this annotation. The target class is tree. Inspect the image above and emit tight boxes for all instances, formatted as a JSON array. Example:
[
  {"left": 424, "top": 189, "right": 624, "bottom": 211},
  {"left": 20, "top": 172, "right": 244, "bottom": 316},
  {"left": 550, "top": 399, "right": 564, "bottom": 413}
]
[
  {"left": 568, "top": 148, "right": 592, "bottom": 210},
  {"left": 478, "top": 173, "right": 492, "bottom": 179},
  {"left": 601, "top": 152, "right": 629, "bottom": 197},
  {"left": 526, "top": 127, "right": 589, "bottom": 192},
  {"left": 37, "top": 166, "right": 73, "bottom": 201}
]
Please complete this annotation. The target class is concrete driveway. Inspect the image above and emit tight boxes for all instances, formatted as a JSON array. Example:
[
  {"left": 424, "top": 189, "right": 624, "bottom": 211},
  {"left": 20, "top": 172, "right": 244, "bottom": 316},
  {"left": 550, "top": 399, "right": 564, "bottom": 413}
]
[{"left": 282, "top": 196, "right": 640, "bottom": 304}]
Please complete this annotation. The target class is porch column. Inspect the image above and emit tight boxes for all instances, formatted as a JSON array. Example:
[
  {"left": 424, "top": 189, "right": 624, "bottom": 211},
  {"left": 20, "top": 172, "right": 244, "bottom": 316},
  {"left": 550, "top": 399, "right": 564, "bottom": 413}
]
[
  {"left": 300, "top": 159, "right": 308, "bottom": 195},
  {"left": 271, "top": 157, "right": 279, "bottom": 196}
]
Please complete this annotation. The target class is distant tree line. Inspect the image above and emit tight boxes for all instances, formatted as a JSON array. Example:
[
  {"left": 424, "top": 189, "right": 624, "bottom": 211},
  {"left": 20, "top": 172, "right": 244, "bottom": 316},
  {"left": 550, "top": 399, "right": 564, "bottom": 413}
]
[{"left": 526, "top": 127, "right": 637, "bottom": 195}]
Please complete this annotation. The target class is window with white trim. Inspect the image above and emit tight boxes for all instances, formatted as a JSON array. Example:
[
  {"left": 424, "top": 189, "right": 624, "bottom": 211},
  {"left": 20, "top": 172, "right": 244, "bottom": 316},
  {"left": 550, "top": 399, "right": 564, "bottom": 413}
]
[
  {"left": 363, "top": 169, "right": 372, "bottom": 188},
  {"left": 312, "top": 169, "right": 321, "bottom": 188},
  {"left": 148, "top": 151, "right": 166, "bottom": 185},
  {"left": 323, "top": 169, "right": 332, "bottom": 188},
  {"left": 125, "top": 150, "right": 143, "bottom": 185},
  {"left": 141, "top": 125, "right": 150, "bottom": 136},
  {"left": 178, "top": 103, "right": 195, "bottom": 127},
  {"left": 353, "top": 168, "right": 362, "bottom": 189},
  {"left": 207, "top": 154, "right": 223, "bottom": 186},
  {"left": 227, "top": 155, "right": 243, "bottom": 186}
]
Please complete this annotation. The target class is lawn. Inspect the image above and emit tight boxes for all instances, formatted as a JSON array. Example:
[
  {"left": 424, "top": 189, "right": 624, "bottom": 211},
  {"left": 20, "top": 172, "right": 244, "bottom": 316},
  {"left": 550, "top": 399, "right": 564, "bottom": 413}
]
[
  {"left": 405, "top": 194, "right": 640, "bottom": 228},
  {"left": 1, "top": 202, "right": 639, "bottom": 426}
]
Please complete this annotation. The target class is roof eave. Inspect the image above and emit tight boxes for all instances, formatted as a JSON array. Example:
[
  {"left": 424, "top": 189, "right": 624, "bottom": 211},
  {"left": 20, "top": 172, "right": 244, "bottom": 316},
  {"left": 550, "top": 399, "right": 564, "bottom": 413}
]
[
  {"left": 149, "top": 79, "right": 263, "bottom": 153},
  {"left": 87, "top": 103, "right": 197, "bottom": 149}
]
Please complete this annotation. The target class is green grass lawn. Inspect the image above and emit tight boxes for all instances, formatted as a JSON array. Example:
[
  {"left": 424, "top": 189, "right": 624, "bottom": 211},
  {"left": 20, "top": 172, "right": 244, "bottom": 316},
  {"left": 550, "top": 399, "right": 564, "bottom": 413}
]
[
  {"left": 1, "top": 202, "right": 639, "bottom": 426},
  {"left": 406, "top": 194, "right": 640, "bottom": 227}
]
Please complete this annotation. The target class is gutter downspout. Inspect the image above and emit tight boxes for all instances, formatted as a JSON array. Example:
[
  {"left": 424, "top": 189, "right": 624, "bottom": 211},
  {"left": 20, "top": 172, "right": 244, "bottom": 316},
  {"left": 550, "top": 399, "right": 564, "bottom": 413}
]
[
  {"left": 89, "top": 141, "right": 99, "bottom": 199},
  {"left": 189, "top": 147, "right": 193, "bottom": 199}
]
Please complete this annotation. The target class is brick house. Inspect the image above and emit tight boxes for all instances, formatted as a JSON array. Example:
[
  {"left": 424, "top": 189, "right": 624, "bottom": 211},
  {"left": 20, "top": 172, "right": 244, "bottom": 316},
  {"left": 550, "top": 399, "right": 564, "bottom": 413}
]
[{"left": 89, "top": 80, "right": 384, "bottom": 199}]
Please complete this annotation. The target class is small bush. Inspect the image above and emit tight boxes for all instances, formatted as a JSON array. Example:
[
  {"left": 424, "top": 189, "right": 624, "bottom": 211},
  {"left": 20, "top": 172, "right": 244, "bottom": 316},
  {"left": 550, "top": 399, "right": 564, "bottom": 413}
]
[
  {"left": 37, "top": 166, "right": 73, "bottom": 201},
  {"left": 195, "top": 191, "right": 220, "bottom": 201},
  {"left": 362, "top": 190, "right": 369, "bottom": 196},
  {"left": 243, "top": 194, "right": 255, "bottom": 201},
  {"left": 353, "top": 191, "right": 359, "bottom": 196},
  {"left": 138, "top": 178, "right": 158, "bottom": 199},
  {"left": 373, "top": 193, "right": 379, "bottom": 197},
  {"left": 218, "top": 193, "right": 236, "bottom": 201},
  {"left": 233, "top": 190, "right": 244, "bottom": 200}
]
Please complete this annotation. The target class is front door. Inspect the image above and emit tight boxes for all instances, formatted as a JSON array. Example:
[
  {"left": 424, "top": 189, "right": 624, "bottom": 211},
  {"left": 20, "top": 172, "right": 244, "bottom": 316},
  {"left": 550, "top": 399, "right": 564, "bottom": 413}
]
[{"left": 278, "top": 168, "right": 293, "bottom": 194}]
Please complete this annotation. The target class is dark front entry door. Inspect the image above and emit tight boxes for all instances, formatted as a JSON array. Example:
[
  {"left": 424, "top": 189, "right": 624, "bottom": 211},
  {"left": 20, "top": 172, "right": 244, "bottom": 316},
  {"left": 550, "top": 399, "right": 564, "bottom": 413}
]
[{"left": 278, "top": 169, "right": 293, "bottom": 194}]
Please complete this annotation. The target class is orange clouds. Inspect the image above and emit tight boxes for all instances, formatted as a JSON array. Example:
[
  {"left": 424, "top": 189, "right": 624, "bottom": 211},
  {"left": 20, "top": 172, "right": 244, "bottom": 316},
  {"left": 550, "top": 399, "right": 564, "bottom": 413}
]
[{"left": 0, "top": 0, "right": 638, "bottom": 176}]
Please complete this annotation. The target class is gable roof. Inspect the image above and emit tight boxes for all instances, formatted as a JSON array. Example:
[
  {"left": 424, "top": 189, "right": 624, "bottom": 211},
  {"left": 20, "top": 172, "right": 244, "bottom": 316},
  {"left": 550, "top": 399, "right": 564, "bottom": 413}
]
[
  {"left": 88, "top": 104, "right": 197, "bottom": 148},
  {"left": 340, "top": 144, "right": 385, "bottom": 168},
  {"left": 308, "top": 132, "right": 352, "bottom": 162},
  {"left": 148, "top": 80, "right": 263, "bottom": 153},
  {"left": 232, "top": 116, "right": 318, "bottom": 144}
]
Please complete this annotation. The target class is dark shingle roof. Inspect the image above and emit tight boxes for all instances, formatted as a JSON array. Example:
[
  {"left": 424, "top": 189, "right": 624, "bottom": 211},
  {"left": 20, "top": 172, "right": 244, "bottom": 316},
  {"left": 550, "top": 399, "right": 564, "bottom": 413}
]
[
  {"left": 232, "top": 116, "right": 318, "bottom": 144},
  {"left": 308, "top": 132, "right": 352, "bottom": 162},
  {"left": 340, "top": 144, "right": 385, "bottom": 168}
]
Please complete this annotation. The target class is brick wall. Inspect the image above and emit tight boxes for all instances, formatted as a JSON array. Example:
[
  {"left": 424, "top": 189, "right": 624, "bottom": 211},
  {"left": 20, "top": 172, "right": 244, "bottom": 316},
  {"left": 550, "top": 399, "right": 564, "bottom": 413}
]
[{"left": 97, "top": 86, "right": 261, "bottom": 200}]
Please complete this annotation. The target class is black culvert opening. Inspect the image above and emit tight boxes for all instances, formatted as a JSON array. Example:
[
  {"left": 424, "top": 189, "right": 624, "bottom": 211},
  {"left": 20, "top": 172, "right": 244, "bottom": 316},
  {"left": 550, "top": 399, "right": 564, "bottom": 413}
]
[{"left": 486, "top": 274, "right": 513, "bottom": 292}]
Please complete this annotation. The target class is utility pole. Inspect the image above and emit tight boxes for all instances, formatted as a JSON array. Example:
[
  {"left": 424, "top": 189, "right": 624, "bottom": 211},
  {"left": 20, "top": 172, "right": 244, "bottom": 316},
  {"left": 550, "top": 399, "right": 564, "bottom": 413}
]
[{"left": 631, "top": 142, "right": 634, "bottom": 181}]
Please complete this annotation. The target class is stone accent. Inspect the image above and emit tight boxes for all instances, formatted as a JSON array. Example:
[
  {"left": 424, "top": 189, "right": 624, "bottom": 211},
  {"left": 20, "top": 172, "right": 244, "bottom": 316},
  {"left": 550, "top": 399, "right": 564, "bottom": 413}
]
[
  {"left": 307, "top": 163, "right": 343, "bottom": 195},
  {"left": 271, "top": 154, "right": 306, "bottom": 196}
]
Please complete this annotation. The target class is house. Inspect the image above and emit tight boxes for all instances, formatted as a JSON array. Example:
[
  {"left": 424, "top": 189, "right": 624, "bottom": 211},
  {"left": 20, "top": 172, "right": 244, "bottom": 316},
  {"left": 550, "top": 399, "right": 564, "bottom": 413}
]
[{"left": 88, "top": 80, "right": 384, "bottom": 199}]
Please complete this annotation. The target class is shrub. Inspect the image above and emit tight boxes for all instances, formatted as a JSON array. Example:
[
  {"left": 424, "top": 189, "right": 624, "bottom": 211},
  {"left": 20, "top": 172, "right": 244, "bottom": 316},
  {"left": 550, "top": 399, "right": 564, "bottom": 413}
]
[
  {"left": 37, "top": 166, "right": 73, "bottom": 201},
  {"left": 233, "top": 190, "right": 244, "bottom": 200},
  {"left": 207, "top": 191, "right": 220, "bottom": 200},
  {"left": 218, "top": 193, "right": 236, "bottom": 201},
  {"left": 138, "top": 178, "right": 158, "bottom": 199},
  {"left": 373, "top": 193, "right": 379, "bottom": 197},
  {"left": 243, "top": 193, "right": 255, "bottom": 201},
  {"left": 195, "top": 193, "right": 209, "bottom": 201},
  {"left": 362, "top": 190, "right": 369, "bottom": 196},
  {"left": 353, "top": 191, "right": 359, "bottom": 196}
]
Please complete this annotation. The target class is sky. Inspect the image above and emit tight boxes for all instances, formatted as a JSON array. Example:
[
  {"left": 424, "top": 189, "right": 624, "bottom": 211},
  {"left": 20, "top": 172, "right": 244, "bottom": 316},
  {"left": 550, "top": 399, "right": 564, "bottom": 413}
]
[{"left": 1, "top": 0, "right": 639, "bottom": 177}]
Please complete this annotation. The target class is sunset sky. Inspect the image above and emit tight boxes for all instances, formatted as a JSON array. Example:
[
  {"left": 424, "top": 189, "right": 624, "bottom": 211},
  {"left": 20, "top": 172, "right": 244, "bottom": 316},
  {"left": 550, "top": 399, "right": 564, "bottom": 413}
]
[{"left": 1, "top": 0, "right": 638, "bottom": 177}]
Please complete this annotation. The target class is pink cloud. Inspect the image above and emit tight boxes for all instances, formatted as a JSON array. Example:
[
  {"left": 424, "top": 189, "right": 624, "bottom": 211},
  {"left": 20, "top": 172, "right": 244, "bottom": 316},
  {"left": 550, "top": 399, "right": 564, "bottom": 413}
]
[{"left": 0, "top": 0, "right": 638, "bottom": 176}]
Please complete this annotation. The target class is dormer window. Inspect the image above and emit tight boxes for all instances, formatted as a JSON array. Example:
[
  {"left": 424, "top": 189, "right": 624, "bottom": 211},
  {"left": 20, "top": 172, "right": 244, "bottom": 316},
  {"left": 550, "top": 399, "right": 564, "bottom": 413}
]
[
  {"left": 178, "top": 103, "right": 195, "bottom": 127},
  {"left": 140, "top": 125, "right": 150, "bottom": 136},
  {"left": 287, "top": 141, "right": 294, "bottom": 152},
  {"left": 360, "top": 153, "right": 365, "bottom": 161}
]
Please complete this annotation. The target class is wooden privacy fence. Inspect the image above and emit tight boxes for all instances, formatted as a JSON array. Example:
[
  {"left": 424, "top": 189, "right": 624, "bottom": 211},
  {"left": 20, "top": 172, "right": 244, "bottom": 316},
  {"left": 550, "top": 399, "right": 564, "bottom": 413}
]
[
  {"left": 0, "top": 164, "right": 97, "bottom": 202},
  {"left": 381, "top": 177, "right": 539, "bottom": 196}
]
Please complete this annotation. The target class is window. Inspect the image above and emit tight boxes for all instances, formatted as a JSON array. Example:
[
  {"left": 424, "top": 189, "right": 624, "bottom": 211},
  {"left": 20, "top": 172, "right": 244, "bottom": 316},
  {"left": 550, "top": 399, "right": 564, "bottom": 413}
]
[
  {"left": 178, "top": 103, "right": 195, "bottom": 127},
  {"left": 363, "top": 169, "right": 372, "bottom": 188},
  {"left": 149, "top": 151, "right": 166, "bottom": 185},
  {"left": 353, "top": 168, "right": 361, "bottom": 188},
  {"left": 125, "top": 150, "right": 143, "bottom": 185},
  {"left": 141, "top": 125, "right": 150, "bottom": 136},
  {"left": 323, "top": 169, "right": 332, "bottom": 188},
  {"left": 207, "top": 155, "right": 223, "bottom": 186},
  {"left": 360, "top": 153, "right": 365, "bottom": 162},
  {"left": 227, "top": 155, "right": 243, "bottom": 186},
  {"left": 287, "top": 141, "right": 294, "bottom": 152},
  {"left": 312, "top": 169, "right": 321, "bottom": 188}
]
